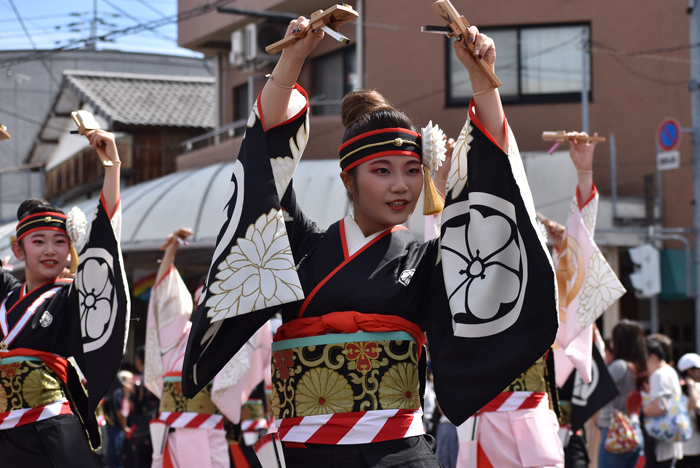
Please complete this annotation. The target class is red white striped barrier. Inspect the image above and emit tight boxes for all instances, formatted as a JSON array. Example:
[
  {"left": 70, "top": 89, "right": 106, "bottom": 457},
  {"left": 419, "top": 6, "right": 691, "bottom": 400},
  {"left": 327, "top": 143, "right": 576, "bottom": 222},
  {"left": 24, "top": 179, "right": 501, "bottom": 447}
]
[
  {"left": 272, "top": 408, "right": 425, "bottom": 445},
  {"left": 242, "top": 418, "right": 269, "bottom": 432},
  {"left": 478, "top": 391, "right": 548, "bottom": 413},
  {"left": 0, "top": 399, "right": 72, "bottom": 430},
  {"left": 158, "top": 411, "right": 224, "bottom": 430}
]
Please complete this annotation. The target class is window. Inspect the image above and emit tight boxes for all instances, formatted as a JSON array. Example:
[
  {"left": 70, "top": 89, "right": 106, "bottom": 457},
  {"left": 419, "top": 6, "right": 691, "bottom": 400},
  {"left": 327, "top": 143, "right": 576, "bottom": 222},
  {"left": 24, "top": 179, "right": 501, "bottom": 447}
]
[
  {"left": 312, "top": 46, "right": 357, "bottom": 115},
  {"left": 446, "top": 24, "right": 590, "bottom": 106},
  {"left": 233, "top": 83, "right": 250, "bottom": 121},
  {"left": 233, "top": 82, "right": 250, "bottom": 136}
]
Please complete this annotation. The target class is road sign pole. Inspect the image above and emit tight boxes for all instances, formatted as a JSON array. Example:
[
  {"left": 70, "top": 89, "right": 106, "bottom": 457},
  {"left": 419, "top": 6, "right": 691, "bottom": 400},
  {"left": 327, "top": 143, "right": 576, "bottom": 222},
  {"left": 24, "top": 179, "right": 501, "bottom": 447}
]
[{"left": 690, "top": 1, "right": 700, "bottom": 352}]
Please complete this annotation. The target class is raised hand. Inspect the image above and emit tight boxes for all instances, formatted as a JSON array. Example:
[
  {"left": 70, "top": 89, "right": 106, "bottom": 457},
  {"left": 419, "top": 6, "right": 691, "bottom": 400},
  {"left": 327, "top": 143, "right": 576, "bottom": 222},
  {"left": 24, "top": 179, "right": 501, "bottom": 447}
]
[
  {"left": 568, "top": 132, "right": 596, "bottom": 172},
  {"left": 85, "top": 129, "right": 120, "bottom": 165},
  {"left": 452, "top": 26, "right": 496, "bottom": 78},
  {"left": 450, "top": 26, "right": 506, "bottom": 152},
  {"left": 280, "top": 16, "right": 325, "bottom": 64},
  {"left": 545, "top": 221, "right": 566, "bottom": 251}
]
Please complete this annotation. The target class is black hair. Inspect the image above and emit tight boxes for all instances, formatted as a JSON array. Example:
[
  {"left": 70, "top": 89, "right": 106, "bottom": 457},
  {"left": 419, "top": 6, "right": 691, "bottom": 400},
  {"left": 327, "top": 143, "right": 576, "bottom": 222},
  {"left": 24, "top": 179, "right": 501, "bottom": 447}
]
[
  {"left": 17, "top": 198, "right": 64, "bottom": 221},
  {"left": 341, "top": 89, "right": 416, "bottom": 143},
  {"left": 135, "top": 345, "right": 145, "bottom": 363},
  {"left": 648, "top": 333, "right": 674, "bottom": 365},
  {"left": 647, "top": 338, "right": 667, "bottom": 362},
  {"left": 611, "top": 319, "right": 647, "bottom": 376}
]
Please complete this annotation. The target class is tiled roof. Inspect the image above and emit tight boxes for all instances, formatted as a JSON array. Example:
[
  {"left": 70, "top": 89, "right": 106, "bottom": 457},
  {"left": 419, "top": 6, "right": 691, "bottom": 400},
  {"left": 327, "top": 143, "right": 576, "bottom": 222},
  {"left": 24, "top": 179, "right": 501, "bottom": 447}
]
[{"left": 63, "top": 70, "right": 216, "bottom": 129}]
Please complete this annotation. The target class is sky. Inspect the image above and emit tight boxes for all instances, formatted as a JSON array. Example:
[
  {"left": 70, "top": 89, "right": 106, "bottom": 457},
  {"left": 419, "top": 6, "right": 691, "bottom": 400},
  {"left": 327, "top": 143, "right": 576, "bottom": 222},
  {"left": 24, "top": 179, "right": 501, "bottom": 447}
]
[{"left": 0, "top": 0, "right": 201, "bottom": 57}]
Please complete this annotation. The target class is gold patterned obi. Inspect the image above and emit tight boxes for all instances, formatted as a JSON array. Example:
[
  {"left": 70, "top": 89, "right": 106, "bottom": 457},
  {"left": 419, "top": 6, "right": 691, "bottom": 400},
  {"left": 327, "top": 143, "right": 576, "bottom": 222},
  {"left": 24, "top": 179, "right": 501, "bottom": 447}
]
[
  {"left": 160, "top": 375, "right": 220, "bottom": 415},
  {"left": 503, "top": 356, "right": 547, "bottom": 393},
  {"left": 270, "top": 331, "right": 420, "bottom": 420},
  {"left": 242, "top": 398, "right": 265, "bottom": 423},
  {"left": 0, "top": 356, "right": 66, "bottom": 412}
]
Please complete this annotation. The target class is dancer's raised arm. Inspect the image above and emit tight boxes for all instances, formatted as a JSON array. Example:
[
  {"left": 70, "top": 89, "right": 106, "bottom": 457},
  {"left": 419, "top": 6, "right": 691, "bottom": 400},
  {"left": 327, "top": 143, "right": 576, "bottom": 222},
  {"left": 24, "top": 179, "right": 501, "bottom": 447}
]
[
  {"left": 260, "top": 16, "right": 324, "bottom": 129},
  {"left": 85, "top": 129, "right": 121, "bottom": 214},
  {"left": 452, "top": 26, "right": 506, "bottom": 150}
]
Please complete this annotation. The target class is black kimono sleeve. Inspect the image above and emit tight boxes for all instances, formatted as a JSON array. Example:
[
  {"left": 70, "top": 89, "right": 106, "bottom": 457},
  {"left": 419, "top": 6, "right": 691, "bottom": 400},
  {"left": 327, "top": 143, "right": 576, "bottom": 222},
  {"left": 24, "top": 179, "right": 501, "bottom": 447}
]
[
  {"left": 183, "top": 85, "right": 313, "bottom": 397},
  {"left": 423, "top": 102, "right": 559, "bottom": 425},
  {"left": 69, "top": 197, "right": 130, "bottom": 414},
  {"left": 0, "top": 268, "right": 21, "bottom": 298}
]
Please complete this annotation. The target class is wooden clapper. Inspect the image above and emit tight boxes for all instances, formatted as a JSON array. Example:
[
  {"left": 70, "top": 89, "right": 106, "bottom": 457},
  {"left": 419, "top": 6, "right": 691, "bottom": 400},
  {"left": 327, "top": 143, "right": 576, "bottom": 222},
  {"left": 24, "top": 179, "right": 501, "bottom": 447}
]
[
  {"left": 266, "top": 4, "right": 358, "bottom": 54},
  {"left": 422, "top": 0, "right": 501, "bottom": 89}
]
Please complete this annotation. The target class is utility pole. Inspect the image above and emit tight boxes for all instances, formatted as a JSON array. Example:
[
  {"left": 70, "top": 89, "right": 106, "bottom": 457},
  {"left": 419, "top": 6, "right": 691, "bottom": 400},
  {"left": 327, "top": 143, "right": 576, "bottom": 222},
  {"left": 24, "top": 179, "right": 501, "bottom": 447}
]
[
  {"left": 355, "top": 0, "right": 364, "bottom": 89},
  {"left": 690, "top": 0, "right": 700, "bottom": 352},
  {"left": 581, "top": 28, "right": 589, "bottom": 134},
  {"left": 89, "top": 0, "right": 97, "bottom": 49}
]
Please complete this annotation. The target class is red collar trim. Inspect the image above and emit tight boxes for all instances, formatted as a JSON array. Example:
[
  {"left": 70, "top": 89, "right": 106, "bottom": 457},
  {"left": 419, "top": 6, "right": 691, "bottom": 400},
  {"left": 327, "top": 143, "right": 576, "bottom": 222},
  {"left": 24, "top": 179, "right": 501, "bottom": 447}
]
[
  {"left": 298, "top": 225, "right": 407, "bottom": 318},
  {"left": 468, "top": 99, "right": 509, "bottom": 154}
]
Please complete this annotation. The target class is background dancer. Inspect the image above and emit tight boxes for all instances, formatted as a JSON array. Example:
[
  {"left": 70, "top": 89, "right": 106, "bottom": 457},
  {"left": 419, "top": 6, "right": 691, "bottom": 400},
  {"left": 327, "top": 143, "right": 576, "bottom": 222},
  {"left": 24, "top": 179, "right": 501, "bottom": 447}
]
[
  {"left": 0, "top": 129, "right": 129, "bottom": 467},
  {"left": 145, "top": 228, "right": 271, "bottom": 468}
]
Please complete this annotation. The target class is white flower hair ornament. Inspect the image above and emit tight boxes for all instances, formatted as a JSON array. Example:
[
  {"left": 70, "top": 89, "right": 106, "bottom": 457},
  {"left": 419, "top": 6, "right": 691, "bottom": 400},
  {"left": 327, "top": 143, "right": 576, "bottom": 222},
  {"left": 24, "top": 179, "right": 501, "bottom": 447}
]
[
  {"left": 422, "top": 121, "right": 447, "bottom": 173},
  {"left": 66, "top": 206, "right": 87, "bottom": 273},
  {"left": 421, "top": 121, "right": 447, "bottom": 216}
]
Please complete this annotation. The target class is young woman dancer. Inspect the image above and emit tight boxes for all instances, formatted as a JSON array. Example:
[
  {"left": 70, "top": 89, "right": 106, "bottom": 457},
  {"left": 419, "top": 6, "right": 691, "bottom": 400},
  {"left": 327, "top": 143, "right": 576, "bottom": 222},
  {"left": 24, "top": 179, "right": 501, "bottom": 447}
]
[
  {"left": 0, "top": 129, "right": 130, "bottom": 467},
  {"left": 184, "top": 15, "right": 558, "bottom": 468}
]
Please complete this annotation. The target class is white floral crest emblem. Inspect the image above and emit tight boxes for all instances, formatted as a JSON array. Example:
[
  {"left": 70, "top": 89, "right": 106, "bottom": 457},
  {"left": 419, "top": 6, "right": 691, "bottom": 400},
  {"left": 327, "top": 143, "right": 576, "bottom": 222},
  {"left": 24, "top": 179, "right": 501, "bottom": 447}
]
[
  {"left": 206, "top": 209, "right": 304, "bottom": 322},
  {"left": 78, "top": 257, "right": 114, "bottom": 339},
  {"left": 441, "top": 192, "right": 527, "bottom": 338},
  {"left": 421, "top": 121, "right": 447, "bottom": 174}
]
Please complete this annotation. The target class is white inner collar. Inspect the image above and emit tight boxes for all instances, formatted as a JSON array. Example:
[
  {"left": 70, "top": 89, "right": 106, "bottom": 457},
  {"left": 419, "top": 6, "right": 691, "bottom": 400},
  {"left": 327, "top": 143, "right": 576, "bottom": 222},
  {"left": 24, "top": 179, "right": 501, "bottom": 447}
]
[{"left": 343, "top": 215, "right": 385, "bottom": 257}]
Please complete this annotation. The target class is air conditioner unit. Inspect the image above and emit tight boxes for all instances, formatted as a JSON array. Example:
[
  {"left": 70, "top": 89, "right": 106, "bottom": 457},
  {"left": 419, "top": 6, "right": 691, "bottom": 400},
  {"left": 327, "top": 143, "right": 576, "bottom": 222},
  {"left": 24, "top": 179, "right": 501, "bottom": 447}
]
[
  {"left": 230, "top": 30, "right": 245, "bottom": 67},
  {"left": 244, "top": 21, "right": 286, "bottom": 68}
]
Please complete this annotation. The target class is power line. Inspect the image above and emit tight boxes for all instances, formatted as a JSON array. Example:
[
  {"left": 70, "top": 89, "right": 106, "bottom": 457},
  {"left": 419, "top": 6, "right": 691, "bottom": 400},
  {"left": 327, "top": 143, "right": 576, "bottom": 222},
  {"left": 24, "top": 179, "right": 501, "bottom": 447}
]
[
  {"left": 0, "top": 105, "right": 65, "bottom": 132},
  {"left": 132, "top": 0, "right": 168, "bottom": 18},
  {"left": 100, "top": 0, "right": 176, "bottom": 44},
  {"left": 7, "top": 0, "right": 60, "bottom": 86},
  {"left": 0, "top": 0, "right": 237, "bottom": 69},
  {"left": 592, "top": 39, "right": 700, "bottom": 57},
  {"left": 0, "top": 13, "right": 86, "bottom": 24},
  {"left": 593, "top": 48, "right": 688, "bottom": 87}
]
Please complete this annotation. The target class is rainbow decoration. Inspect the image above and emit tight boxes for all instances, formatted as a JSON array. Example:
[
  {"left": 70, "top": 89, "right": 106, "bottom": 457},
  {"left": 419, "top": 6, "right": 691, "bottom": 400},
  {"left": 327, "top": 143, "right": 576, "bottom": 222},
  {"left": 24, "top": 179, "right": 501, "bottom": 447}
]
[{"left": 133, "top": 272, "right": 157, "bottom": 301}]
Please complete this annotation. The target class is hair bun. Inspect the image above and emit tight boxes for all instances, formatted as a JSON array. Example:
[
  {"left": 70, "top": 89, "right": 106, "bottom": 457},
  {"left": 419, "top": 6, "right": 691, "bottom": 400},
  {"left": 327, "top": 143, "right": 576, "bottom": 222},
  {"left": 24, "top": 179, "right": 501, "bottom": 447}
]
[
  {"left": 17, "top": 198, "right": 53, "bottom": 221},
  {"left": 341, "top": 90, "right": 397, "bottom": 131}
]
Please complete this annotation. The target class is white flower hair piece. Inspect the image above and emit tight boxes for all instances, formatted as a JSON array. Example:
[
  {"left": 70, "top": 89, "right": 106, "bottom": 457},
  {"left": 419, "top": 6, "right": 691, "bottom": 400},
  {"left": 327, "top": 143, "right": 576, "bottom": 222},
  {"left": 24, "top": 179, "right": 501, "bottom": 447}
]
[
  {"left": 67, "top": 206, "right": 87, "bottom": 245},
  {"left": 422, "top": 121, "right": 447, "bottom": 173}
]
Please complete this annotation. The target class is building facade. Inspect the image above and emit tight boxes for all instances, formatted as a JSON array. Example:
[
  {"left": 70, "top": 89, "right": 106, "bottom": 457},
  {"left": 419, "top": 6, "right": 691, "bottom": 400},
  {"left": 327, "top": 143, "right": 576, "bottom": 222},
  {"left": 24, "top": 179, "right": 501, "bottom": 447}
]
[{"left": 176, "top": 0, "right": 696, "bottom": 352}]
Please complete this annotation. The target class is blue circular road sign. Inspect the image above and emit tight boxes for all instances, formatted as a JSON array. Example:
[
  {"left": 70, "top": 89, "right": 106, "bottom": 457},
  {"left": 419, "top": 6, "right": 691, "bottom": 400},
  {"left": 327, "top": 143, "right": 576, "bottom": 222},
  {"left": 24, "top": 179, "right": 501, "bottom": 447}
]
[{"left": 657, "top": 117, "right": 682, "bottom": 151}]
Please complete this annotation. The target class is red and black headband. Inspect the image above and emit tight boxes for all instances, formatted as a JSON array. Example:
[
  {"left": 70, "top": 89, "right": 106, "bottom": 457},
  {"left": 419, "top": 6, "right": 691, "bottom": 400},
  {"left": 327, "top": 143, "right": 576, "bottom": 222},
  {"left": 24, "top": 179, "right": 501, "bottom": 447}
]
[
  {"left": 16, "top": 211, "right": 67, "bottom": 243},
  {"left": 338, "top": 127, "right": 422, "bottom": 172}
]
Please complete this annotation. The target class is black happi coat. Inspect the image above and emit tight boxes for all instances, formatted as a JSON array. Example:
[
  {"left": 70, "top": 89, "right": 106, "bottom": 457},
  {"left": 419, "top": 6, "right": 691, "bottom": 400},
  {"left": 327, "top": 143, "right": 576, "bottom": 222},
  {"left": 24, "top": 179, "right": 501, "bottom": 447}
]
[
  {"left": 0, "top": 199, "right": 130, "bottom": 444},
  {"left": 183, "top": 85, "right": 558, "bottom": 425}
]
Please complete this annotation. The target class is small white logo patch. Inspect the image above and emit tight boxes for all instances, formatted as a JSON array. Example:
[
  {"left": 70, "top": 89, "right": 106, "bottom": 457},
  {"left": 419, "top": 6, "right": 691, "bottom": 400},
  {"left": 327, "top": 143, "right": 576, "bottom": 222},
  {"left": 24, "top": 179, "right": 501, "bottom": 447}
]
[
  {"left": 399, "top": 269, "right": 415, "bottom": 287},
  {"left": 39, "top": 311, "right": 53, "bottom": 328}
]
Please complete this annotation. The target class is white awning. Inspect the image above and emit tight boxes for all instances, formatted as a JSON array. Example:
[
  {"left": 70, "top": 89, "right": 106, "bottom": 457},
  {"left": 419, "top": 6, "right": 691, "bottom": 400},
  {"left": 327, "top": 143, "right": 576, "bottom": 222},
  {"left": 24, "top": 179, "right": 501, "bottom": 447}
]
[{"left": 0, "top": 160, "right": 427, "bottom": 269}]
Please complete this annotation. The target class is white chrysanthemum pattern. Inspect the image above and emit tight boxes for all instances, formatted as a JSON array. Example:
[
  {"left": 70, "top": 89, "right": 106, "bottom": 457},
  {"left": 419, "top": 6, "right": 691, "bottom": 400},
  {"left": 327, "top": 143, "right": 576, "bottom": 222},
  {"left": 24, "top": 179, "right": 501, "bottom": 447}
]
[
  {"left": 578, "top": 251, "right": 626, "bottom": 328},
  {"left": 206, "top": 209, "right": 303, "bottom": 322},
  {"left": 448, "top": 121, "right": 473, "bottom": 200}
]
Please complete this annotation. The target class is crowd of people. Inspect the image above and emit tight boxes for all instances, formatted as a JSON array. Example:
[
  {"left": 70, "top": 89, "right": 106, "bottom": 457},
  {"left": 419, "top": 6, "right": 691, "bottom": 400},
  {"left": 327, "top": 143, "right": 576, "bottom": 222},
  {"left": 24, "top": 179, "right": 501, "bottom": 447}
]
[{"left": 2, "top": 10, "right": 700, "bottom": 468}]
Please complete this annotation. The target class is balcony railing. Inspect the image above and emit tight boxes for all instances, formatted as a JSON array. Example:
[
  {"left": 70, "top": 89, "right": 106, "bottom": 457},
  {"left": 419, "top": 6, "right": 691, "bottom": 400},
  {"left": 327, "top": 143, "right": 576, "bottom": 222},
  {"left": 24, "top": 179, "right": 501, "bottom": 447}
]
[{"left": 180, "top": 99, "right": 343, "bottom": 153}]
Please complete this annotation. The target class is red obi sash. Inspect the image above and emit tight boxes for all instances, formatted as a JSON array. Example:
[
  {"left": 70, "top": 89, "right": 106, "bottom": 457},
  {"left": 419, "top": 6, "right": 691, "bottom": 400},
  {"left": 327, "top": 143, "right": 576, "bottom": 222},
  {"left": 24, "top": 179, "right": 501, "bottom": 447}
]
[
  {"left": 0, "top": 348, "right": 69, "bottom": 383},
  {"left": 274, "top": 311, "right": 427, "bottom": 358}
]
